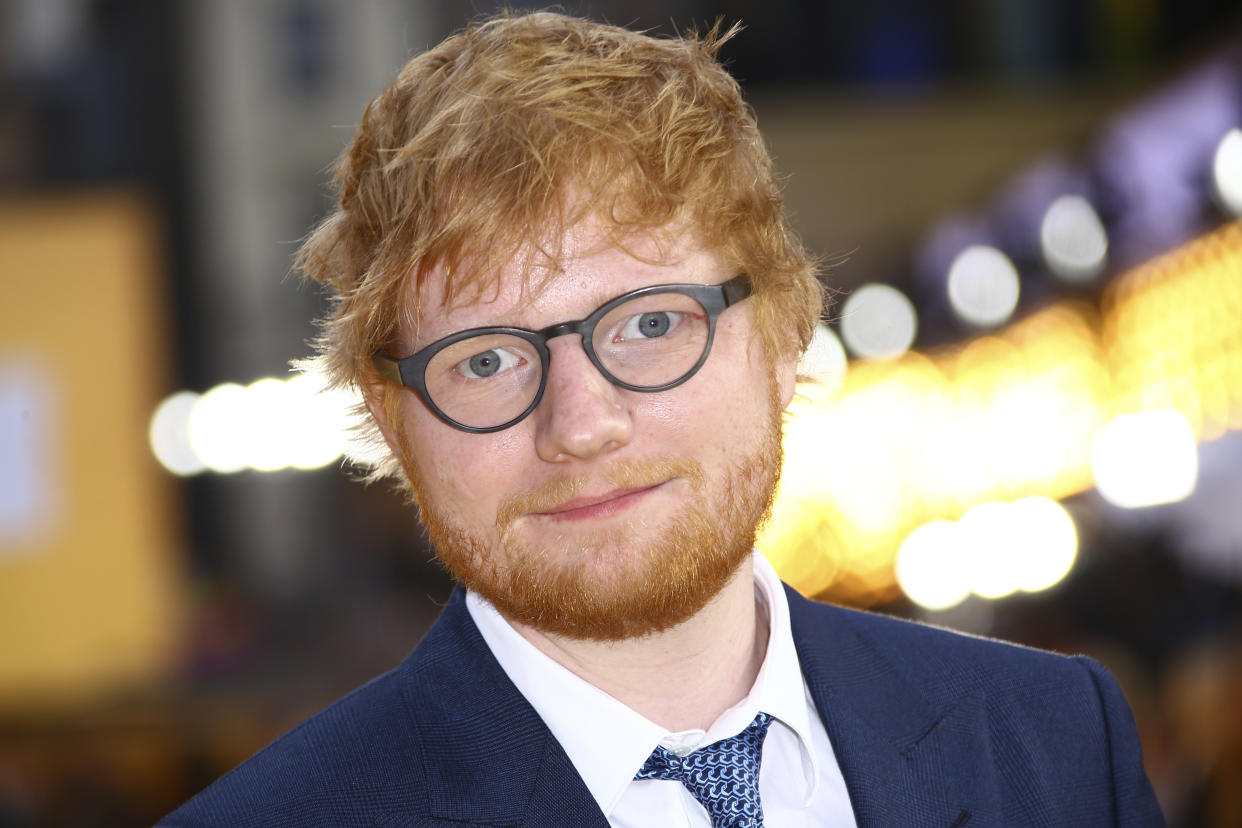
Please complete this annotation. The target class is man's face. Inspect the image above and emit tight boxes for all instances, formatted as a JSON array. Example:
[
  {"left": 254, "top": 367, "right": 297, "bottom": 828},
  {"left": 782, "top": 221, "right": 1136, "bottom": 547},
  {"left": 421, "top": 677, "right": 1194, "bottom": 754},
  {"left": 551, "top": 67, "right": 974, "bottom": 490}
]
[{"left": 376, "top": 219, "right": 797, "bottom": 641}]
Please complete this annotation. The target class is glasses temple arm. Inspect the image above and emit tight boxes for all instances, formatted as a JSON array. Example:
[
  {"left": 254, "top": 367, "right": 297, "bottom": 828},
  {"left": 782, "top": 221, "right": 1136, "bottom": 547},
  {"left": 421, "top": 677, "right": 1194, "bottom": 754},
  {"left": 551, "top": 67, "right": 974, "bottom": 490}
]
[
  {"left": 372, "top": 353, "right": 404, "bottom": 385},
  {"left": 722, "top": 274, "right": 753, "bottom": 306}
]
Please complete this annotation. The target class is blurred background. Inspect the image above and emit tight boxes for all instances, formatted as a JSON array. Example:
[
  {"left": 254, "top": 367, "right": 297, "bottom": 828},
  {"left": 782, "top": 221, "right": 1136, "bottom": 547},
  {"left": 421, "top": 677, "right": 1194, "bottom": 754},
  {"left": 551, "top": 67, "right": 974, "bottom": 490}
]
[{"left": 2, "top": 0, "right": 1241, "bottom": 825}]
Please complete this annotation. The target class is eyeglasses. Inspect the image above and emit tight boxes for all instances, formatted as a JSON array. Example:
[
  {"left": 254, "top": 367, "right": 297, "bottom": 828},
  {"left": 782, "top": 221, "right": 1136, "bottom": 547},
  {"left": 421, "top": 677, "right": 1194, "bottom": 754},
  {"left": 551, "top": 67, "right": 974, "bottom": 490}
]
[{"left": 372, "top": 274, "right": 752, "bottom": 433}]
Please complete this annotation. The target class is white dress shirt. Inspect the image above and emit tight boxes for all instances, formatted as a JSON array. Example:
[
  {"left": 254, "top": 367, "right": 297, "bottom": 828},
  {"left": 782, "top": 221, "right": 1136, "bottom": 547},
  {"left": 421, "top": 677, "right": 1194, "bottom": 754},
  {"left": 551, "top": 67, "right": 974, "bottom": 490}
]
[{"left": 467, "top": 551, "right": 856, "bottom": 827}]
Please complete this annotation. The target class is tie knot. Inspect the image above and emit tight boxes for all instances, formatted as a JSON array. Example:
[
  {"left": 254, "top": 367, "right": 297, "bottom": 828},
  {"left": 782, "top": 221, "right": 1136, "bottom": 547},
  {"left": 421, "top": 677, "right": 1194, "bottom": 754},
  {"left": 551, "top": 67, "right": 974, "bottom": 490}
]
[{"left": 635, "top": 712, "right": 774, "bottom": 828}]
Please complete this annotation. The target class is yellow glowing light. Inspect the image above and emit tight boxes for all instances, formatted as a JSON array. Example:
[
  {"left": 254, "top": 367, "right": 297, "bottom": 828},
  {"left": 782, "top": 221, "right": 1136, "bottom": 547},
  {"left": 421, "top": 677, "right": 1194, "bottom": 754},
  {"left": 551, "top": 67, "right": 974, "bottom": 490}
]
[
  {"left": 895, "top": 496, "right": 1077, "bottom": 610},
  {"left": 769, "top": 222, "right": 1241, "bottom": 603},
  {"left": 797, "top": 322, "right": 848, "bottom": 393},
  {"left": 1008, "top": 497, "right": 1077, "bottom": 592},
  {"left": 895, "top": 521, "right": 970, "bottom": 611},
  {"left": 958, "top": 502, "right": 1020, "bottom": 599},
  {"left": 1091, "top": 410, "right": 1199, "bottom": 508}
]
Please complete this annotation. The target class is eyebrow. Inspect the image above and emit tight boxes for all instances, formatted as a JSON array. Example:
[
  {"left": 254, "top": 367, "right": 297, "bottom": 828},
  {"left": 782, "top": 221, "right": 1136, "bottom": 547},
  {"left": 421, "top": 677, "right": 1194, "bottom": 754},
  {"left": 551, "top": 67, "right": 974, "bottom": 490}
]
[
  {"left": 428, "top": 281, "right": 644, "bottom": 336},
  {"left": 408, "top": 270, "right": 725, "bottom": 354}
]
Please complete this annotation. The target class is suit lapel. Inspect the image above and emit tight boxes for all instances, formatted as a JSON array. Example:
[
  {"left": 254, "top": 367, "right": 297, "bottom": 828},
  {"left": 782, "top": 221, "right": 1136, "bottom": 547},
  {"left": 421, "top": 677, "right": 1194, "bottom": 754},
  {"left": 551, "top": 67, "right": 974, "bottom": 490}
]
[
  {"left": 380, "top": 584, "right": 983, "bottom": 826},
  {"left": 786, "top": 586, "right": 977, "bottom": 828},
  {"left": 380, "top": 589, "right": 608, "bottom": 828}
]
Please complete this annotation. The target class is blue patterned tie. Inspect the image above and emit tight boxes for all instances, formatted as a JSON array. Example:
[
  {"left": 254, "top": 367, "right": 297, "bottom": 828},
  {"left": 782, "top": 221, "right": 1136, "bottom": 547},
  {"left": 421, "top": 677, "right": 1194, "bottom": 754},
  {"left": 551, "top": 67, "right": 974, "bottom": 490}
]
[{"left": 634, "top": 712, "right": 774, "bottom": 828}]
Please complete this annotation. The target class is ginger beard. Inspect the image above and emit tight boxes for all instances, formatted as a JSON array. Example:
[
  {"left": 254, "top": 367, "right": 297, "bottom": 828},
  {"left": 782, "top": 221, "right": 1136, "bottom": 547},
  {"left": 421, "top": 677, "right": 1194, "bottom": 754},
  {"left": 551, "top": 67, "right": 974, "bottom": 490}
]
[{"left": 405, "top": 380, "right": 786, "bottom": 641}]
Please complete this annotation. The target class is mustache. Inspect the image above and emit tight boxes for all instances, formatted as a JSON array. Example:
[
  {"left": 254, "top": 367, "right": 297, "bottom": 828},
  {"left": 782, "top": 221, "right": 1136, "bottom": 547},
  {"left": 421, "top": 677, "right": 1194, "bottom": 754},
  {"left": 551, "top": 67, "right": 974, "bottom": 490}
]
[{"left": 496, "top": 458, "right": 704, "bottom": 529}]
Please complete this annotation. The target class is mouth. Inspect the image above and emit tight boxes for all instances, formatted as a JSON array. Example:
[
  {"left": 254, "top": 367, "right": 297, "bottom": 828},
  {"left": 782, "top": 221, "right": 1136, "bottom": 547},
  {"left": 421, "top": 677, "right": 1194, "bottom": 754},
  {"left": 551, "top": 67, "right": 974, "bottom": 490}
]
[{"left": 532, "top": 482, "right": 668, "bottom": 521}]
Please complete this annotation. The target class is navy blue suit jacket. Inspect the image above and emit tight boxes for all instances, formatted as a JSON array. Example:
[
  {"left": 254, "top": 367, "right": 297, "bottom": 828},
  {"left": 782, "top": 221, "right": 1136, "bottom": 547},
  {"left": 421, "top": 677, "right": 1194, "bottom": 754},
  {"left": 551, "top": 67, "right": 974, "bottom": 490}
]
[{"left": 162, "top": 586, "right": 1164, "bottom": 826}]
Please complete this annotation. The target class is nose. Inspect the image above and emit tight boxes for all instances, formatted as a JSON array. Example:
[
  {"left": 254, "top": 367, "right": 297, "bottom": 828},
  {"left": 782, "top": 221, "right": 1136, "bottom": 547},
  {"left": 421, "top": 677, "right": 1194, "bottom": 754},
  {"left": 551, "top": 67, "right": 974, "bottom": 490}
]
[{"left": 533, "top": 336, "right": 633, "bottom": 462}]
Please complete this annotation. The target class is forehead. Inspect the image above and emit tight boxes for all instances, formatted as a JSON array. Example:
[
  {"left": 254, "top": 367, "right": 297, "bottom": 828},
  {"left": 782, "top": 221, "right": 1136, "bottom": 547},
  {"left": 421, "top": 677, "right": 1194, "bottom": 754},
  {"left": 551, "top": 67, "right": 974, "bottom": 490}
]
[{"left": 401, "top": 219, "right": 724, "bottom": 349}]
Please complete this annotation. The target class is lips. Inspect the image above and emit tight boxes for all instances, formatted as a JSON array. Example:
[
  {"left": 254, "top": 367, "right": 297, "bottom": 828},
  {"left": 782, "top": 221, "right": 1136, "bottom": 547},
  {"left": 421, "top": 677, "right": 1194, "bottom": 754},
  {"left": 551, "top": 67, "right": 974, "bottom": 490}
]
[{"left": 533, "top": 482, "right": 665, "bottom": 520}]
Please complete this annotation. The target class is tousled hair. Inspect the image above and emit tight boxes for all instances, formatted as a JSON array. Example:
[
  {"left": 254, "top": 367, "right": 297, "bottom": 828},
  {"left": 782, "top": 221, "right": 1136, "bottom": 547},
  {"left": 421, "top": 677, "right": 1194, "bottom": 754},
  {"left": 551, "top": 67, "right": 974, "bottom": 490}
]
[{"left": 296, "top": 10, "right": 824, "bottom": 484}]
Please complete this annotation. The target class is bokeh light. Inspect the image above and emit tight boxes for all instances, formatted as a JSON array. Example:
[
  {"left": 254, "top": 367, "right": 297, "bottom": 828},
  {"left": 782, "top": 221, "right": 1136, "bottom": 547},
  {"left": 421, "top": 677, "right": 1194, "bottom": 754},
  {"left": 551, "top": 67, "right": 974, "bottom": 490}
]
[
  {"left": 1212, "top": 128, "right": 1242, "bottom": 217},
  {"left": 959, "top": 501, "right": 1022, "bottom": 599},
  {"left": 1008, "top": 496, "right": 1078, "bottom": 592},
  {"left": 947, "top": 245, "right": 1021, "bottom": 327},
  {"left": 895, "top": 521, "right": 970, "bottom": 611},
  {"left": 839, "top": 283, "right": 918, "bottom": 359},
  {"left": 153, "top": 373, "right": 357, "bottom": 475},
  {"left": 241, "top": 378, "right": 292, "bottom": 473},
  {"left": 762, "top": 221, "right": 1241, "bottom": 605},
  {"left": 186, "top": 383, "right": 250, "bottom": 474},
  {"left": 148, "top": 391, "right": 205, "bottom": 477},
  {"left": 285, "top": 372, "right": 358, "bottom": 471},
  {"left": 797, "top": 322, "right": 848, "bottom": 393},
  {"left": 1092, "top": 410, "right": 1199, "bottom": 508},
  {"left": 895, "top": 497, "right": 1077, "bottom": 610},
  {"left": 1040, "top": 194, "right": 1109, "bottom": 283}
]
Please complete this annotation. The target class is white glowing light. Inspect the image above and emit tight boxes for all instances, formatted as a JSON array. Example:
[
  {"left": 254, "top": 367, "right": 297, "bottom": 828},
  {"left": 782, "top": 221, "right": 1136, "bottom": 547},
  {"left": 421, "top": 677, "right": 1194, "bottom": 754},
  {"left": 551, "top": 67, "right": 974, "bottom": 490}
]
[
  {"left": 285, "top": 371, "right": 355, "bottom": 471},
  {"left": 186, "top": 383, "right": 251, "bottom": 473},
  {"left": 1040, "top": 195, "right": 1108, "bottom": 284},
  {"left": 1092, "top": 410, "right": 1198, "bottom": 508},
  {"left": 899, "top": 497, "right": 1080, "bottom": 608},
  {"left": 958, "top": 501, "right": 1019, "bottom": 599},
  {"left": 839, "top": 283, "right": 918, "bottom": 360},
  {"left": 797, "top": 322, "right": 848, "bottom": 393},
  {"left": 1213, "top": 128, "right": 1242, "bottom": 217},
  {"left": 947, "top": 245, "right": 1020, "bottom": 328},
  {"left": 241, "top": 378, "right": 294, "bottom": 472},
  {"left": 149, "top": 391, "right": 205, "bottom": 476},
  {"left": 158, "top": 374, "right": 354, "bottom": 475},
  {"left": 1008, "top": 496, "right": 1077, "bottom": 592},
  {"left": 895, "top": 521, "right": 970, "bottom": 611}
]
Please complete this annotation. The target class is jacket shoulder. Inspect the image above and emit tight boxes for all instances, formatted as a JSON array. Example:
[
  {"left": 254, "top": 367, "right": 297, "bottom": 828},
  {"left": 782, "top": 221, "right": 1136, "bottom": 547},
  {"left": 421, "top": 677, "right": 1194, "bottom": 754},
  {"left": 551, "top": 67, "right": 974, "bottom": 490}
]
[
  {"left": 787, "top": 587, "right": 1164, "bottom": 825},
  {"left": 790, "top": 586, "right": 1091, "bottom": 685},
  {"left": 159, "top": 666, "right": 428, "bottom": 827}
]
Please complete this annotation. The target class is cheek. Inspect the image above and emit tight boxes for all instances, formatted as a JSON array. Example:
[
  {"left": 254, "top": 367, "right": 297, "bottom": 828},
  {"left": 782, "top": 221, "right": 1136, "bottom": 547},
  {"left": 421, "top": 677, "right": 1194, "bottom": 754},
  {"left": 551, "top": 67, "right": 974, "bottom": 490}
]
[
  {"left": 636, "top": 391, "right": 680, "bottom": 429},
  {"left": 403, "top": 408, "right": 530, "bottom": 506},
  {"left": 639, "top": 370, "right": 749, "bottom": 457}
]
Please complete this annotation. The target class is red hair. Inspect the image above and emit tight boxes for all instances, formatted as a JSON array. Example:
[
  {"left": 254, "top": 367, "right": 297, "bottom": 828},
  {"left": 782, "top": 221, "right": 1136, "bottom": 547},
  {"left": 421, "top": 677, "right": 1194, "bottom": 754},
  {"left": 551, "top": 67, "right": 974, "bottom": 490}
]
[{"left": 296, "top": 11, "right": 823, "bottom": 481}]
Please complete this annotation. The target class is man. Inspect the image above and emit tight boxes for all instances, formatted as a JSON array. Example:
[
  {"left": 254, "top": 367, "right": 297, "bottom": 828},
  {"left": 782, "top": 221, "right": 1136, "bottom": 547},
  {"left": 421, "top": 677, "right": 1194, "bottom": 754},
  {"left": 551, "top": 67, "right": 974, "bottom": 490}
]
[{"left": 164, "top": 11, "right": 1164, "bottom": 827}]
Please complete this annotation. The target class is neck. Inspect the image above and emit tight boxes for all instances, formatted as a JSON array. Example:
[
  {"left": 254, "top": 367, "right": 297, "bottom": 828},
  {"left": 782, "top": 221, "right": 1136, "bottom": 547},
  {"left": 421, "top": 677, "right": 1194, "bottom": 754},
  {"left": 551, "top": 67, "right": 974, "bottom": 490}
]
[{"left": 509, "top": 556, "right": 767, "bottom": 732}]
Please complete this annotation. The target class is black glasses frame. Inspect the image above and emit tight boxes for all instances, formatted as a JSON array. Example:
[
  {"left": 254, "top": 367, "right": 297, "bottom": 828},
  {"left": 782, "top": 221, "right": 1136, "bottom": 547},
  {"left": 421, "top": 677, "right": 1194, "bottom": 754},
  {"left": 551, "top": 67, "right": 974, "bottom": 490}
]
[{"left": 372, "top": 274, "right": 753, "bottom": 433}]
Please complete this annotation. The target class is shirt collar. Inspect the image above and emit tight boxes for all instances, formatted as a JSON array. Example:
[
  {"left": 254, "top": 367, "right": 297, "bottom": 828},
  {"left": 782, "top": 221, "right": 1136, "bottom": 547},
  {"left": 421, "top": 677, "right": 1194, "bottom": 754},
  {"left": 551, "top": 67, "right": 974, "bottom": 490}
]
[
  {"left": 749, "top": 550, "right": 823, "bottom": 805},
  {"left": 465, "top": 550, "right": 821, "bottom": 815}
]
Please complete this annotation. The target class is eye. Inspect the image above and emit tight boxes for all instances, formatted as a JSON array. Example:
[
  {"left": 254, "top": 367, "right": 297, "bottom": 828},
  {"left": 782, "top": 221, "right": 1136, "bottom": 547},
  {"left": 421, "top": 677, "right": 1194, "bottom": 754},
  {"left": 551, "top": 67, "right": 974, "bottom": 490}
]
[
  {"left": 617, "top": 311, "right": 684, "bottom": 340},
  {"left": 456, "top": 347, "right": 524, "bottom": 379}
]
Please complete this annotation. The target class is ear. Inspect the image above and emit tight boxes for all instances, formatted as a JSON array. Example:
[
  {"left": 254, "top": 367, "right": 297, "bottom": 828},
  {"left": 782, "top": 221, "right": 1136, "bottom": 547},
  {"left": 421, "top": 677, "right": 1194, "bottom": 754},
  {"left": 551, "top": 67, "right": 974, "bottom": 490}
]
[
  {"left": 775, "top": 340, "right": 799, "bottom": 410},
  {"left": 360, "top": 362, "right": 407, "bottom": 457}
]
